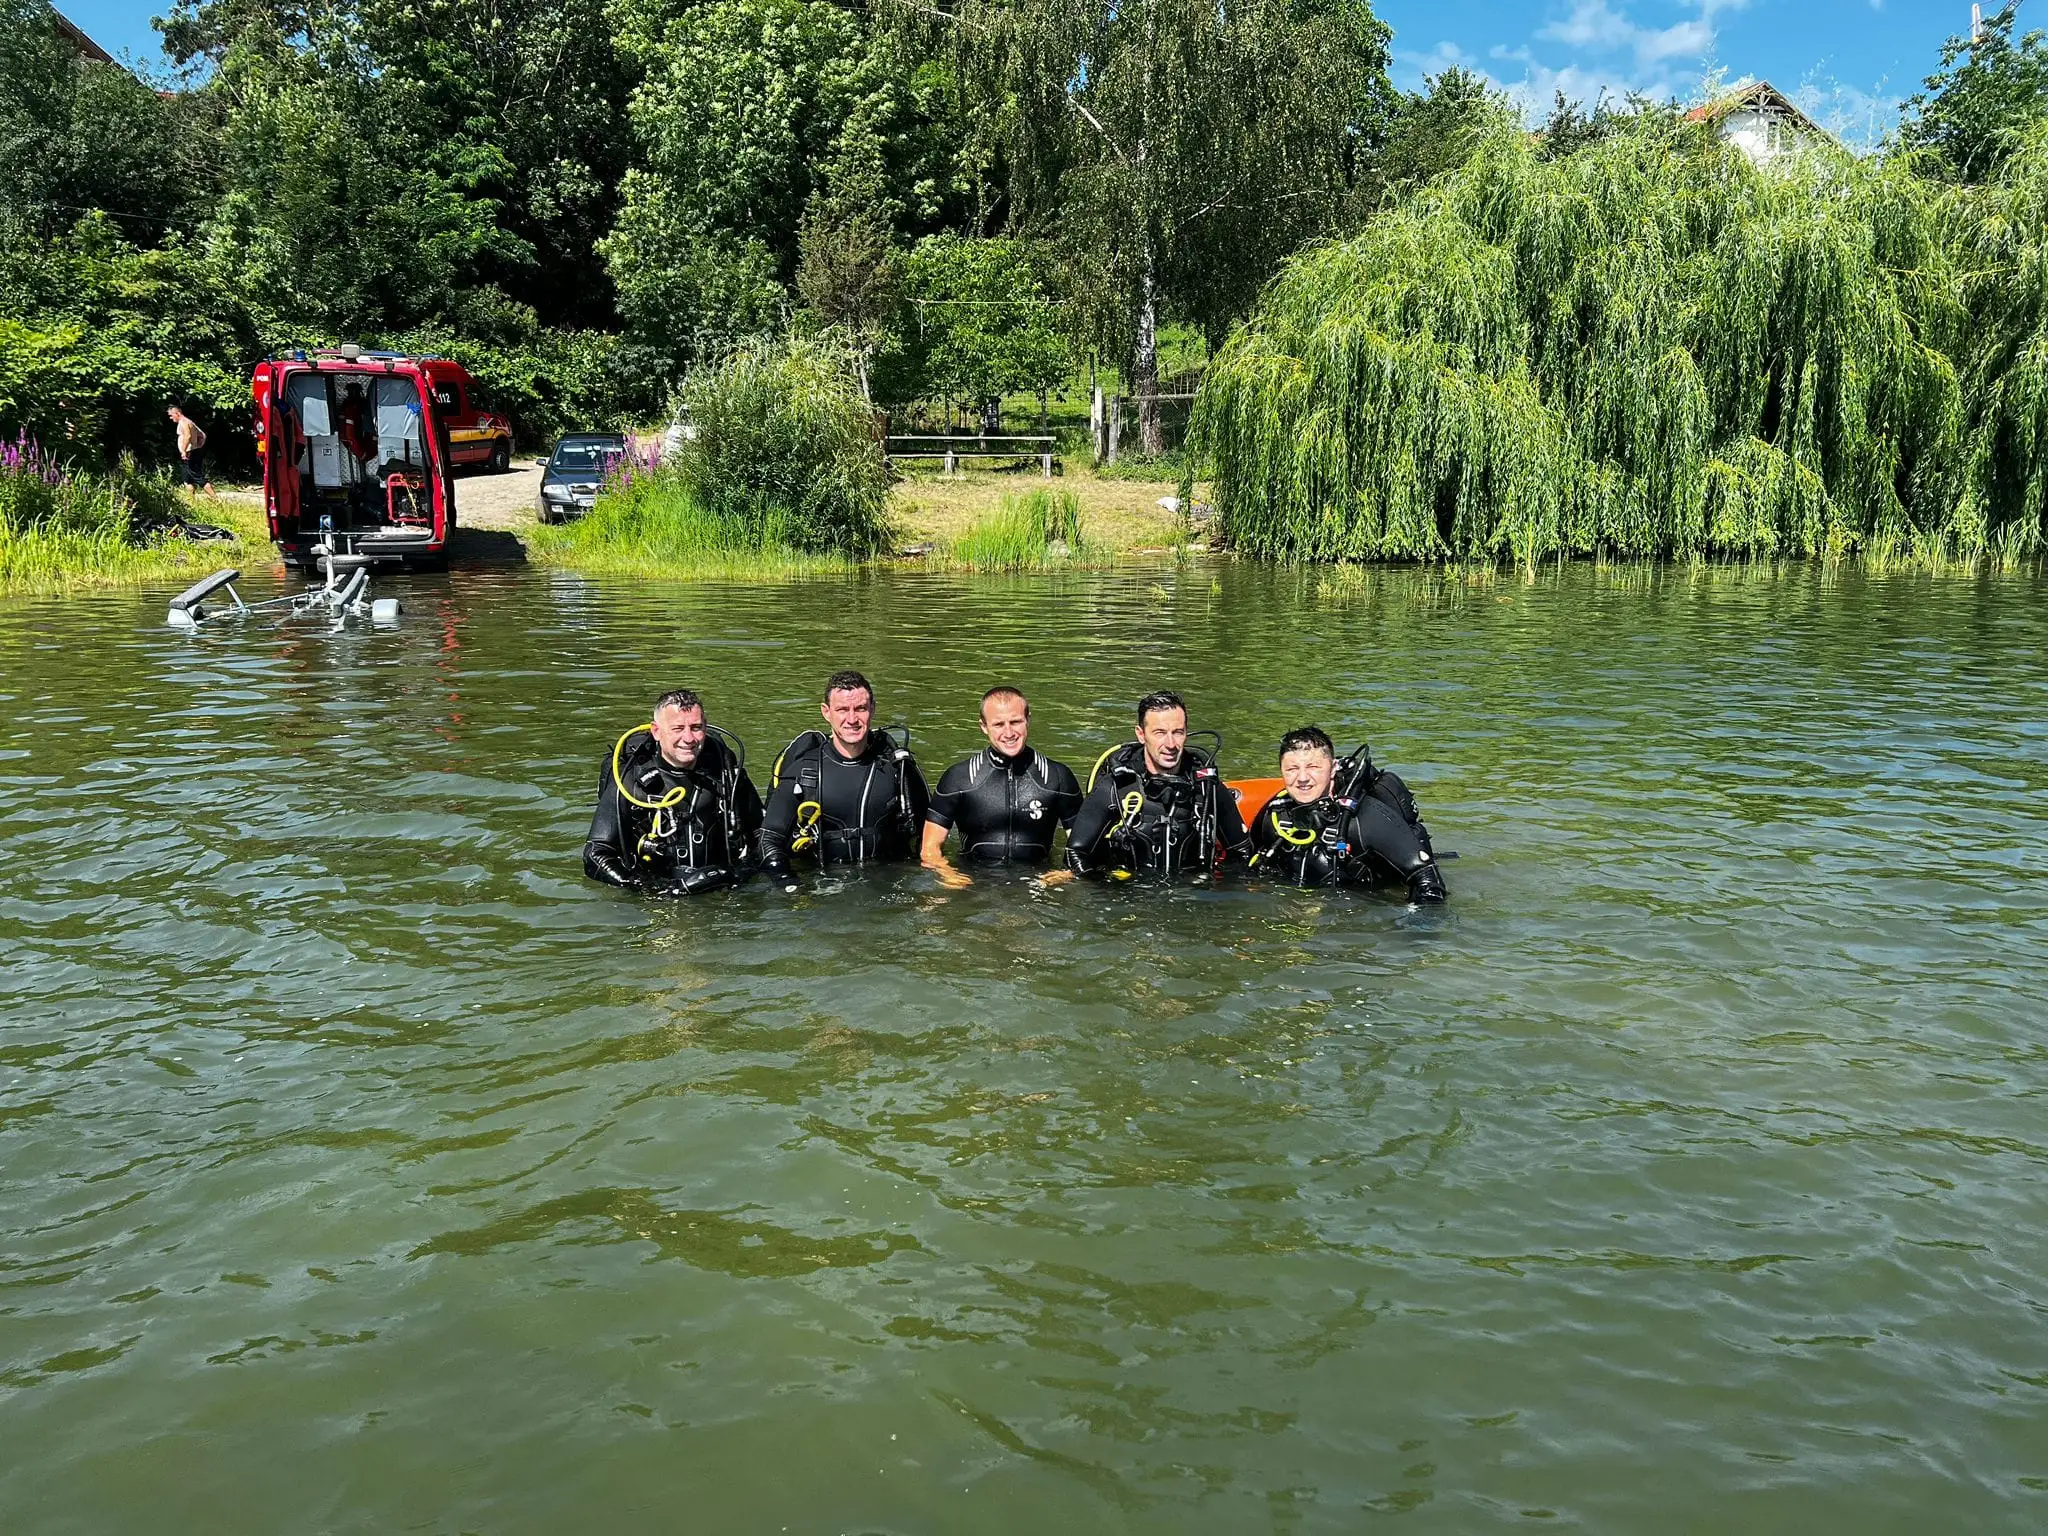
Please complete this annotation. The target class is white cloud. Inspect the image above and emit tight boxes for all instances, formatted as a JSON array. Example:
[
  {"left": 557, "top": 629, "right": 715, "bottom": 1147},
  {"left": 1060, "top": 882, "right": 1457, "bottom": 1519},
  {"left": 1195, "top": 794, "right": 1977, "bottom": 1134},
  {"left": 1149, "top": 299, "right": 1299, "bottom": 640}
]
[
  {"left": 1538, "top": 1, "right": 1635, "bottom": 51},
  {"left": 1791, "top": 70, "right": 1903, "bottom": 150},
  {"left": 1399, "top": 0, "right": 1735, "bottom": 118},
  {"left": 1395, "top": 1, "right": 1903, "bottom": 150},
  {"left": 1535, "top": 1, "right": 1712, "bottom": 71},
  {"left": 1483, "top": 45, "right": 1685, "bottom": 118},
  {"left": 1394, "top": 37, "right": 1480, "bottom": 82}
]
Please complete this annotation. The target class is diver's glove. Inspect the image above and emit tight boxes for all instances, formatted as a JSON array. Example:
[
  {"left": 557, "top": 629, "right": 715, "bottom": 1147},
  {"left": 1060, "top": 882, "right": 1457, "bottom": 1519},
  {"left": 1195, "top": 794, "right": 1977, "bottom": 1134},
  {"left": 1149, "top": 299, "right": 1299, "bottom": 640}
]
[
  {"left": 1407, "top": 859, "right": 1448, "bottom": 903},
  {"left": 657, "top": 866, "right": 736, "bottom": 897},
  {"left": 583, "top": 844, "right": 638, "bottom": 889}
]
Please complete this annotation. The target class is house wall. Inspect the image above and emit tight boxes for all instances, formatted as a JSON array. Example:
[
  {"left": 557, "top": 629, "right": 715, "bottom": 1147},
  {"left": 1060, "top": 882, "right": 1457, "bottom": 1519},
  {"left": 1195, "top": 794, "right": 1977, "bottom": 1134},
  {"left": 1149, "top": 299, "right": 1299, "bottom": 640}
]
[{"left": 1716, "top": 108, "right": 1813, "bottom": 164}]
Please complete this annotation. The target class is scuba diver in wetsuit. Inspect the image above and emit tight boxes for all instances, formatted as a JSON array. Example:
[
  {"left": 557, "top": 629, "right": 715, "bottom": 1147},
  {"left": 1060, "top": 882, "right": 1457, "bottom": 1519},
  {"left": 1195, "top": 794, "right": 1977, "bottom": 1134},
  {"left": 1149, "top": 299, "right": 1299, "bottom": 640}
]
[
  {"left": 1066, "top": 690, "right": 1251, "bottom": 878},
  {"left": 921, "top": 686, "right": 1084, "bottom": 887},
  {"left": 759, "top": 669, "right": 930, "bottom": 885},
  {"left": 584, "top": 688, "right": 764, "bottom": 894},
  {"left": 1246, "top": 725, "right": 1446, "bottom": 902}
]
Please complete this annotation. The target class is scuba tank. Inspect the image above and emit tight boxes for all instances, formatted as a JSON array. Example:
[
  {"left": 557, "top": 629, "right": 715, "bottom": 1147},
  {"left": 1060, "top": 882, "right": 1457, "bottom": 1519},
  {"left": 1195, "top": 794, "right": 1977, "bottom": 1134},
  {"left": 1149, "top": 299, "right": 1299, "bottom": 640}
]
[
  {"left": 1331, "top": 740, "right": 1376, "bottom": 803},
  {"left": 882, "top": 723, "right": 916, "bottom": 842}
]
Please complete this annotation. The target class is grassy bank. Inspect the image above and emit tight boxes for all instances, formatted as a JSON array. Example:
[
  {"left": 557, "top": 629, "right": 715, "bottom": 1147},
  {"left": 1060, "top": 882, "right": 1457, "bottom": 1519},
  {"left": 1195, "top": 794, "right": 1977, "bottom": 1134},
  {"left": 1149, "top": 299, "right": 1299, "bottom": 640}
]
[
  {"left": 931, "top": 489, "right": 1095, "bottom": 572},
  {"left": 528, "top": 473, "right": 857, "bottom": 580},
  {"left": 534, "top": 460, "right": 1201, "bottom": 580},
  {"left": 893, "top": 463, "right": 1191, "bottom": 558},
  {"left": 534, "top": 337, "right": 892, "bottom": 581},
  {"left": 0, "top": 446, "right": 270, "bottom": 595}
]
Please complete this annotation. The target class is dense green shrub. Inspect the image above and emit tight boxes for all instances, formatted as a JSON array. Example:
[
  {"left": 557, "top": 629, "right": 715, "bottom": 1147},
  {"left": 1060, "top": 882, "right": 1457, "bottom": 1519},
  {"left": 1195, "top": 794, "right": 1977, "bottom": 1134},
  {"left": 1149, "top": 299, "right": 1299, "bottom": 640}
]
[
  {"left": 676, "top": 336, "right": 892, "bottom": 555},
  {"left": 0, "top": 438, "right": 201, "bottom": 540},
  {"left": 0, "top": 434, "right": 253, "bottom": 590},
  {"left": 0, "top": 219, "right": 254, "bottom": 467},
  {"left": 388, "top": 319, "right": 655, "bottom": 451}
]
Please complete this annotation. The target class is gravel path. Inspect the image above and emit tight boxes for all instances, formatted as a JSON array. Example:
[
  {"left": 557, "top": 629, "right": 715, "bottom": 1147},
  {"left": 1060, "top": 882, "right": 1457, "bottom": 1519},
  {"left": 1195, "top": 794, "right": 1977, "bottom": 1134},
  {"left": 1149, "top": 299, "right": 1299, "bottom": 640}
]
[{"left": 452, "top": 462, "right": 544, "bottom": 531}]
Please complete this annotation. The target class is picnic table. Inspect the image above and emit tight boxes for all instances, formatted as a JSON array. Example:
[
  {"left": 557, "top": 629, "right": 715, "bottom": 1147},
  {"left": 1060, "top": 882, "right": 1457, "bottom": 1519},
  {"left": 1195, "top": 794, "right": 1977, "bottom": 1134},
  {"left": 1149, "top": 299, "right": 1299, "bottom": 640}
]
[{"left": 884, "top": 434, "right": 1059, "bottom": 478}]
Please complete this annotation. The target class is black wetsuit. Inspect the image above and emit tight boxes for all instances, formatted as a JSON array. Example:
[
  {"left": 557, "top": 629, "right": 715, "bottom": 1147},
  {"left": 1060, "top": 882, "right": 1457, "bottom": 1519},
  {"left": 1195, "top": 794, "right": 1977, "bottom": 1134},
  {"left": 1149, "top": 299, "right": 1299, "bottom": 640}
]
[
  {"left": 1246, "top": 766, "right": 1447, "bottom": 901},
  {"left": 760, "top": 729, "right": 930, "bottom": 873},
  {"left": 1066, "top": 743, "right": 1251, "bottom": 877},
  {"left": 583, "top": 730, "right": 764, "bottom": 894},
  {"left": 927, "top": 746, "right": 1084, "bottom": 864}
]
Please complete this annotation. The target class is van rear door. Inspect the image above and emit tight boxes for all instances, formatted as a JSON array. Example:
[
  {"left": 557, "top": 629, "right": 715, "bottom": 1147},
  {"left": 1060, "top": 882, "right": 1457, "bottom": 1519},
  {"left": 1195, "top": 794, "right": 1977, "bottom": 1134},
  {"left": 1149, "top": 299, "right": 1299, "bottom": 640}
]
[
  {"left": 258, "top": 364, "right": 300, "bottom": 540},
  {"left": 410, "top": 367, "right": 458, "bottom": 543}
]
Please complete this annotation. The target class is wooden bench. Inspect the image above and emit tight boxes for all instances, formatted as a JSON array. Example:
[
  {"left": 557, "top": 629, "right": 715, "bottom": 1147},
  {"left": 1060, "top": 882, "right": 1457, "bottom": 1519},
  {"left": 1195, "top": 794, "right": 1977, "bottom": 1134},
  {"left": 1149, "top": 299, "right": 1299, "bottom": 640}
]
[{"left": 885, "top": 434, "right": 1059, "bottom": 478}]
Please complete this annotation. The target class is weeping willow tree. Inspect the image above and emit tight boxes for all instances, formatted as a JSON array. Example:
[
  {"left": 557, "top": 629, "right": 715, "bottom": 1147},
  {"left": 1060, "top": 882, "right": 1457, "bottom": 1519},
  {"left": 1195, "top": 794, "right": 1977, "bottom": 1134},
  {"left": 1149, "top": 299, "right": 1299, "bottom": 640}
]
[{"left": 1195, "top": 114, "right": 2048, "bottom": 565}]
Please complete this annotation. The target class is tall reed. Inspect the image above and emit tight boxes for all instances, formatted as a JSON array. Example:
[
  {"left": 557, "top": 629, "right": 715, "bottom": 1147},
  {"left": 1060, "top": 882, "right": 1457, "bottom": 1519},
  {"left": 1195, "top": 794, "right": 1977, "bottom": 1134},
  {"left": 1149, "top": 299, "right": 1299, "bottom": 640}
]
[{"left": 943, "top": 489, "right": 1091, "bottom": 571}]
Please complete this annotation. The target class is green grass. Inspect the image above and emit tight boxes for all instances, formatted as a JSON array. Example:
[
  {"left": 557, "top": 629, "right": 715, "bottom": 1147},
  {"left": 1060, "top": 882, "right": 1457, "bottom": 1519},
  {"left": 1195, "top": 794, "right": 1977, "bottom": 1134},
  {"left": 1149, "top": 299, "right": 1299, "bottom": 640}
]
[
  {"left": 935, "top": 489, "right": 1099, "bottom": 572},
  {"left": 0, "top": 454, "right": 268, "bottom": 594},
  {"left": 528, "top": 474, "right": 856, "bottom": 580}
]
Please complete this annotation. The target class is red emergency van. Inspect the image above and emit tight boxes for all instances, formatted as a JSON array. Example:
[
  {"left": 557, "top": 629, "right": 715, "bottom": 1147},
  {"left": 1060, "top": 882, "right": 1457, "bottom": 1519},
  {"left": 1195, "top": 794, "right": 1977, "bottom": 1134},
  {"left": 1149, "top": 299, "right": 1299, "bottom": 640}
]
[
  {"left": 252, "top": 348, "right": 479, "bottom": 572},
  {"left": 418, "top": 358, "right": 515, "bottom": 472}
]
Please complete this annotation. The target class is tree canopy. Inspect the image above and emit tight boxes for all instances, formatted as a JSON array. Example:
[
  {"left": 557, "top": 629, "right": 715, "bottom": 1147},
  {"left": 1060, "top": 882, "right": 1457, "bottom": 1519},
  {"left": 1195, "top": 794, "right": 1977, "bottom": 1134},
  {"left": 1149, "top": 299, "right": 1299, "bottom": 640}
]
[
  {"left": 1196, "top": 114, "right": 2048, "bottom": 564},
  {"left": 1901, "top": 3, "right": 2048, "bottom": 182},
  {"left": 876, "top": 236, "right": 1070, "bottom": 424},
  {"left": 893, "top": 0, "right": 1394, "bottom": 450},
  {"left": 8, "top": 0, "right": 2048, "bottom": 567}
]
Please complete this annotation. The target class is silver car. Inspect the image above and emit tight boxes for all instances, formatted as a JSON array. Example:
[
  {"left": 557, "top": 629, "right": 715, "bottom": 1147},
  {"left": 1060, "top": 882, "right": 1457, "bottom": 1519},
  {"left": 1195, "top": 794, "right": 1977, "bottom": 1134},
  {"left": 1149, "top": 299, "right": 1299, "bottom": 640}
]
[{"left": 535, "top": 432, "right": 627, "bottom": 523}]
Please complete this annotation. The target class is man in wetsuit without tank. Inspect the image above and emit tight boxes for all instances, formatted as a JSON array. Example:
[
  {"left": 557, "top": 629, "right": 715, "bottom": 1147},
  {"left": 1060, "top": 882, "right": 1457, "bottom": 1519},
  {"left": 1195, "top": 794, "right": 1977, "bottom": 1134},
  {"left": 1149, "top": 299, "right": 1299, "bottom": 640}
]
[
  {"left": 922, "top": 686, "right": 1084, "bottom": 888},
  {"left": 1246, "top": 725, "right": 1446, "bottom": 902},
  {"left": 760, "top": 669, "right": 930, "bottom": 884},
  {"left": 584, "top": 688, "right": 763, "bottom": 894},
  {"left": 1065, "top": 690, "right": 1250, "bottom": 878}
]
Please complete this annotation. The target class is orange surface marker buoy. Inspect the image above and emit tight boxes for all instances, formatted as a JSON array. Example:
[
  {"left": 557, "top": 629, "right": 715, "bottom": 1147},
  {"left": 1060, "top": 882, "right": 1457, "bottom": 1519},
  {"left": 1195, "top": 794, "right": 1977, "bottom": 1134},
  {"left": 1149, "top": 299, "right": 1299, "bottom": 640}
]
[{"left": 1227, "top": 777, "right": 1285, "bottom": 813}]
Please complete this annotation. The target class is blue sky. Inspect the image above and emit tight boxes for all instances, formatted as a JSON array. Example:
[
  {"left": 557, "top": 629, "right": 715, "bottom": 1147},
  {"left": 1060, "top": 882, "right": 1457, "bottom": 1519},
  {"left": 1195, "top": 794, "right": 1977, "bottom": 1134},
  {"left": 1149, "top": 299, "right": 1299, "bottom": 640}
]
[
  {"left": 63, "top": 0, "right": 1978, "bottom": 143},
  {"left": 1376, "top": 0, "right": 1972, "bottom": 142}
]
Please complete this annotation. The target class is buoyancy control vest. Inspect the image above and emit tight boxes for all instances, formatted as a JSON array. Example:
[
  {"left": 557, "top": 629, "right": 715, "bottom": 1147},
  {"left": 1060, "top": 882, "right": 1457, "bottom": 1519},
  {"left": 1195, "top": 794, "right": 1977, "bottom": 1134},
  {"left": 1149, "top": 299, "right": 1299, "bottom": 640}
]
[
  {"left": 1068, "top": 740, "right": 1249, "bottom": 877},
  {"left": 761, "top": 727, "right": 930, "bottom": 868},
  {"left": 1247, "top": 759, "right": 1445, "bottom": 901},
  {"left": 583, "top": 726, "right": 762, "bottom": 892}
]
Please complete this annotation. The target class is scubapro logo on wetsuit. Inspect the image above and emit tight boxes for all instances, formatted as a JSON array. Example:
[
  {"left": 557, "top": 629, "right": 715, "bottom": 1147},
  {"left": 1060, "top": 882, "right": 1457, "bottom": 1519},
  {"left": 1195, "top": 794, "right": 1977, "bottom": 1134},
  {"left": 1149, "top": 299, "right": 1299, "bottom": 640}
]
[{"left": 1027, "top": 799, "right": 1044, "bottom": 820}]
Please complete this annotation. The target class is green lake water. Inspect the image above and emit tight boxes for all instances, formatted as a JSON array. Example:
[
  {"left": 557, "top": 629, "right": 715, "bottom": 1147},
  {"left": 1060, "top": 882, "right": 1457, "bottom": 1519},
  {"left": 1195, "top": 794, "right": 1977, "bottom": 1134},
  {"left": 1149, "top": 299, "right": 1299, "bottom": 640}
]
[{"left": 3, "top": 561, "right": 2045, "bottom": 1533}]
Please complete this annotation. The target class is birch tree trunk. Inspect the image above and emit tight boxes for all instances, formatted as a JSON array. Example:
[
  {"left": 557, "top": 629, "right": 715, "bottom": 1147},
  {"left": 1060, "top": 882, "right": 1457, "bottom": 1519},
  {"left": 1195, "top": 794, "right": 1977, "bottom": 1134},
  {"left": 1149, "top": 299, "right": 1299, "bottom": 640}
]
[{"left": 1134, "top": 241, "right": 1164, "bottom": 455}]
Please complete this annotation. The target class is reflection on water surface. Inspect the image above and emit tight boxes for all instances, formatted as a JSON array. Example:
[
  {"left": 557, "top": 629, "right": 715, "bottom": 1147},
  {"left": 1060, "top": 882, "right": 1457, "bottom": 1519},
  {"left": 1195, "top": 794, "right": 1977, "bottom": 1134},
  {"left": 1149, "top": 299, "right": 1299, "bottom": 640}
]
[{"left": 2, "top": 562, "right": 2046, "bottom": 1532}]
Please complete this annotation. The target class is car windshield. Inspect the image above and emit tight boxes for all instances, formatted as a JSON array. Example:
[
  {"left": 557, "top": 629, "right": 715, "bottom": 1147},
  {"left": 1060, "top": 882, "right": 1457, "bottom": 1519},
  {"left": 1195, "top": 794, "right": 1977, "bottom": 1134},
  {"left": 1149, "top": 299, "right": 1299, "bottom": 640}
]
[{"left": 550, "top": 441, "right": 622, "bottom": 473}]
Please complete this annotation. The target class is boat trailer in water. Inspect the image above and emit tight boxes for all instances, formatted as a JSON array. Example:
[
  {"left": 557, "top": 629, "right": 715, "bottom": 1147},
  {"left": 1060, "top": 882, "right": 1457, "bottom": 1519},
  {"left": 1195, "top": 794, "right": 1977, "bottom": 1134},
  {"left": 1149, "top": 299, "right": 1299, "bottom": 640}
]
[{"left": 166, "top": 544, "right": 401, "bottom": 629}]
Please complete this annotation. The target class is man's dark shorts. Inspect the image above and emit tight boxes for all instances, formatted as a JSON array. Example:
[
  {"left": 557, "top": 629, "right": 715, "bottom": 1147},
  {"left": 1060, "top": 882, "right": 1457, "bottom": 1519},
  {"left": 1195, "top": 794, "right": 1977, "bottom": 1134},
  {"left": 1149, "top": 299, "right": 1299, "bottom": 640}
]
[{"left": 178, "top": 453, "right": 208, "bottom": 489}]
